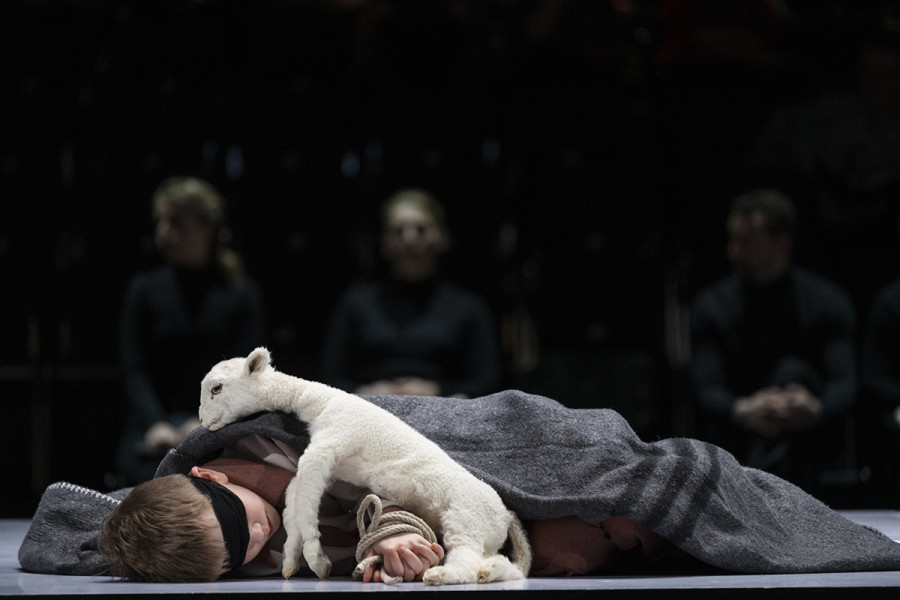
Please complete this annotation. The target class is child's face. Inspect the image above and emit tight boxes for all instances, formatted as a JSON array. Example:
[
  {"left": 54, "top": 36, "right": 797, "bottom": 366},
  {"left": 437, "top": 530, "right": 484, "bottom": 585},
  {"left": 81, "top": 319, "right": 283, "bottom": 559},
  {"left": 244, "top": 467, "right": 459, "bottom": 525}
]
[
  {"left": 192, "top": 468, "right": 281, "bottom": 565},
  {"left": 221, "top": 481, "right": 282, "bottom": 565}
]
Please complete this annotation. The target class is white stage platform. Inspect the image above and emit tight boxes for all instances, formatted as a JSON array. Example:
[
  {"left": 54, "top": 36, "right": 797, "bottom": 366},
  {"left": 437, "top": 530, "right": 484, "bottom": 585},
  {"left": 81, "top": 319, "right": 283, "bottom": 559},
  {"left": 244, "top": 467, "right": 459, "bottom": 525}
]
[{"left": 4, "top": 512, "right": 900, "bottom": 599}]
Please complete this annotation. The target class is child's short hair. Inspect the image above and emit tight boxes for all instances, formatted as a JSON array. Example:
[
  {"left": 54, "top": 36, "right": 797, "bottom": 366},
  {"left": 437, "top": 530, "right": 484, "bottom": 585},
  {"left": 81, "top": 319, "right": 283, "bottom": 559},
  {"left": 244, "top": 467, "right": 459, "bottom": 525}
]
[{"left": 98, "top": 474, "right": 229, "bottom": 582}]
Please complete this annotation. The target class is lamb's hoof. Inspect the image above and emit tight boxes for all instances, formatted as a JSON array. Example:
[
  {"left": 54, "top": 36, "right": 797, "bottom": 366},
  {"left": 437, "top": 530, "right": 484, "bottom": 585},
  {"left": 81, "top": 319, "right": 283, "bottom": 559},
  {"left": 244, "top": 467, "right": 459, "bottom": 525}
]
[
  {"left": 476, "top": 556, "right": 505, "bottom": 583},
  {"left": 303, "top": 540, "right": 332, "bottom": 580},
  {"left": 478, "top": 555, "right": 504, "bottom": 584},
  {"left": 477, "top": 556, "right": 525, "bottom": 583},
  {"left": 423, "top": 566, "right": 444, "bottom": 586},
  {"left": 282, "top": 554, "right": 298, "bottom": 579},
  {"left": 282, "top": 538, "right": 300, "bottom": 578},
  {"left": 309, "top": 560, "right": 332, "bottom": 580}
]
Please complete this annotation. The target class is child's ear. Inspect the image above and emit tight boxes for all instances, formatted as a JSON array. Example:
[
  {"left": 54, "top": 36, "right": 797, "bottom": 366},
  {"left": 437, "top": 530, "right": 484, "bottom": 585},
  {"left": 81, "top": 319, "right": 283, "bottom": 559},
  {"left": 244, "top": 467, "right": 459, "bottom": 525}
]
[{"left": 190, "top": 466, "right": 229, "bottom": 483}]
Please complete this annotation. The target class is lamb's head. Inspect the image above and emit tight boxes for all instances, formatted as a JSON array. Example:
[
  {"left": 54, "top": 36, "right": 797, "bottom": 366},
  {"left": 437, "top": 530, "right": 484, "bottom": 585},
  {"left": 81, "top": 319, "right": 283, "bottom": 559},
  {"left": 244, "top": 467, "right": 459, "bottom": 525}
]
[{"left": 199, "top": 346, "right": 273, "bottom": 431}]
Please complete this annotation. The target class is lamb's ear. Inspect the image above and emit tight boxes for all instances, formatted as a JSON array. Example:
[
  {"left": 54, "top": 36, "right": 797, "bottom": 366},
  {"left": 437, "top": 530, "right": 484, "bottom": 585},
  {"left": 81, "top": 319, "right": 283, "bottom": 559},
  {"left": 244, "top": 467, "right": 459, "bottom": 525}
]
[{"left": 244, "top": 347, "right": 271, "bottom": 377}]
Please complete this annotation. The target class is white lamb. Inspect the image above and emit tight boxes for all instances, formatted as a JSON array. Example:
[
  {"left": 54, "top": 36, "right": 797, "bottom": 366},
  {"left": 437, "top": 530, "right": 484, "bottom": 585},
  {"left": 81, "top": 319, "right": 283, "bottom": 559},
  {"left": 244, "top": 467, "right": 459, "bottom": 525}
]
[{"left": 198, "top": 347, "right": 531, "bottom": 586}]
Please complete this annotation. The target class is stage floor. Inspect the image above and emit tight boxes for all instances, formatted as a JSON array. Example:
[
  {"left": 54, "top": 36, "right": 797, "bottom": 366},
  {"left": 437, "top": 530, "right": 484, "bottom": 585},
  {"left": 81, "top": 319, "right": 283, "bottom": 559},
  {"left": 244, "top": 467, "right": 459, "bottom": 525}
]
[{"left": 4, "top": 512, "right": 900, "bottom": 599}]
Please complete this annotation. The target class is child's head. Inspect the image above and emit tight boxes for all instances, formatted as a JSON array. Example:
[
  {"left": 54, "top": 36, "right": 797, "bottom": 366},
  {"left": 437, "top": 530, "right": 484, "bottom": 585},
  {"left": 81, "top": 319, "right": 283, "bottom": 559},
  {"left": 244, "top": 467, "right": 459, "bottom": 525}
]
[
  {"left": 99, "top": 474, "right": 230, "bottom": 582},
  {"left": 98, "top": 468, "right": 281, "bottom": 582}
]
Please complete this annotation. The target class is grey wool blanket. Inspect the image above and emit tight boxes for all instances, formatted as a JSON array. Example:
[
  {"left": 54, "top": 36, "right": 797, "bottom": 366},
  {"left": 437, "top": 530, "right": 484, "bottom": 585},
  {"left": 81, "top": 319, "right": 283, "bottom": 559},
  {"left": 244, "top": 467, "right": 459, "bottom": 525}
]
[{"left": 19, "top": 390, "right": 900, "bottom": 576}]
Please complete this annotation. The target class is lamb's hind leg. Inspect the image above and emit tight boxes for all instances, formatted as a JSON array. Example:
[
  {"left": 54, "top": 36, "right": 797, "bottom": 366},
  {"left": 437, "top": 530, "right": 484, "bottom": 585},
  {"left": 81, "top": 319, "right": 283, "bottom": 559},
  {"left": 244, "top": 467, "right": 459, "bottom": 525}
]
[
  {"left": 476, "top": 555, "right": 525, "bottom": 583},
  {"left": 478, "top": 511, "right": 531, "bottom": 582},
  {"left": 422, "top": 543, "right": 523, "bottom": 585},
  {"left": 424, "top": 508, "right": 526, "bottom": 586},
  {"left": 281, "top": 442, "right": 337, "bottom": 579},
  {"left": 423, "top": 545, "right": 483, "bottom": 585}
]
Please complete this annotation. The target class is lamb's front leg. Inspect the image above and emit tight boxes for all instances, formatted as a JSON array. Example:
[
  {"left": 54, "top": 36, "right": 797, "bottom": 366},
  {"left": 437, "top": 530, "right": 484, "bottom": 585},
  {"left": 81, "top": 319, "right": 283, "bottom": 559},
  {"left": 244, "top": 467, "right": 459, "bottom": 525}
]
[{"left": 281, "top": 443, "right": 337, "bottom": 579}]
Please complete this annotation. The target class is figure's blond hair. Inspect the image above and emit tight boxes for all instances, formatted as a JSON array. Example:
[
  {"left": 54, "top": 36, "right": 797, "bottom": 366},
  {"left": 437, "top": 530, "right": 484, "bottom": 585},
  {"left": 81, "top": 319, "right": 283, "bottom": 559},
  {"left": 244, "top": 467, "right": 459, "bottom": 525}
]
[
  {"left": 380, "top": 188, "right": 448, "bottom": 236},
  {"left": 98, "top": 474, "right": 229, "bottom": 582},
  {"left": 152, "top": 176, "right": 246, "bottom": 284}
]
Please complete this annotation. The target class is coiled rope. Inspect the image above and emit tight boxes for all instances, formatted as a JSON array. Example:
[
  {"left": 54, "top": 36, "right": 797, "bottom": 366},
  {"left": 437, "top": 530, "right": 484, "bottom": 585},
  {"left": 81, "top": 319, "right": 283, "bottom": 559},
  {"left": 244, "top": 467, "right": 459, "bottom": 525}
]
[{"left": 352, "top": 494, "right": 439, "bottom": 583}]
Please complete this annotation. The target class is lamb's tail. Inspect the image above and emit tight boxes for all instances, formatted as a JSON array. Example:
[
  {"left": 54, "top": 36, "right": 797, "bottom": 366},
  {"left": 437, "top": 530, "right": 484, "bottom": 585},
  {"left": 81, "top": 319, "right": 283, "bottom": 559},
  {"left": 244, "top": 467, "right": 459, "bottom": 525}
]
[{"left": 507, "top": 511, "right": 532, "bottom": 576}]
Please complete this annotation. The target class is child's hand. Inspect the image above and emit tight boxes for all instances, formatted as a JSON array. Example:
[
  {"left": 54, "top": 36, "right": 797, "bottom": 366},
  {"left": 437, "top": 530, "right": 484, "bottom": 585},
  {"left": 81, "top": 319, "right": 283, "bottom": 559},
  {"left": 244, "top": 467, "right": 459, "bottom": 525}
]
[{"left": 362, "top": 532, "right": 444, "bottom": 582}]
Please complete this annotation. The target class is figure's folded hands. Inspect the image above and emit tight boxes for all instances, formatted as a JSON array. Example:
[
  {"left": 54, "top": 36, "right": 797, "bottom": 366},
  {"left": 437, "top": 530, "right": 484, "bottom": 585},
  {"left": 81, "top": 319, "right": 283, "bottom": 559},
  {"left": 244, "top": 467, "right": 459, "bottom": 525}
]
[{"left": 363, "top": 532, "right": 444, "bottom": 582}]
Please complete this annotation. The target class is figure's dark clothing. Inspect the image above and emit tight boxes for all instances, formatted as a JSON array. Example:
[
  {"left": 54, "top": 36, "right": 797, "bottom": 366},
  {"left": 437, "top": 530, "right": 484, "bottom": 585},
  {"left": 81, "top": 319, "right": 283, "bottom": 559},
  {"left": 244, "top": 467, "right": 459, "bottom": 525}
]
[
  {"left": 116, "top": 263, "right": 266, "bottom": 484},
  {"left": 689, "top": 266, "right": 857, "bottom": 486},
  {"left": 860, "top": 278, "right": 900, "bottom": 499},
  {"left": 320, "top": 279, "right": 500, "bottom": 398},
  {"left": 863, "top": 279, "right": 900, "bottom": 424}
]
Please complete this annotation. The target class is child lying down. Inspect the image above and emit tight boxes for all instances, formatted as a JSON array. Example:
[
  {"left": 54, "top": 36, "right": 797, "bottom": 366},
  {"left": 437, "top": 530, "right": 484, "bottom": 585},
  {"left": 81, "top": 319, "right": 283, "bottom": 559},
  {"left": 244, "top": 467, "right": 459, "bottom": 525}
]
[
  {"left": 19, "top": 390, "right": 900, "bottom": 582},
  {"left": 101, "top": 454, "right": 448, "bottom": 583},
  {"left": 195, "top": 348, "right": 530, "bottom": 586}
]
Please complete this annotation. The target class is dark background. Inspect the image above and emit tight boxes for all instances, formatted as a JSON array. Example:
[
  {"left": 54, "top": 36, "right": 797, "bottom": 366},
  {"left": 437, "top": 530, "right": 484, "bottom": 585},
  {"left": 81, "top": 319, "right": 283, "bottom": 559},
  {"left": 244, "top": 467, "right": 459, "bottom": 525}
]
[{"left": 3, "top": 0, "right": 899, "bottom": 516}]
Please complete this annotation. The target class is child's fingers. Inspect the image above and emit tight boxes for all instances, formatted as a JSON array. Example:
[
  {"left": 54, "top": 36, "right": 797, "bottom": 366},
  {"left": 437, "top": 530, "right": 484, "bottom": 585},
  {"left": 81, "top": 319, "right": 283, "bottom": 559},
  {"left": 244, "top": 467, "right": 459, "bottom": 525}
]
[
  {"left": 430, "top": 542, "right": 445, "bottom": 560},
  {"left": 399, "top": 547, "right": 424, "bottom": 574},
  {"left": 383, "top": 548, "right": 408, "bottom": 580},
  {"left": 410, "top": 541, "right": 443, "bottom": 566}
]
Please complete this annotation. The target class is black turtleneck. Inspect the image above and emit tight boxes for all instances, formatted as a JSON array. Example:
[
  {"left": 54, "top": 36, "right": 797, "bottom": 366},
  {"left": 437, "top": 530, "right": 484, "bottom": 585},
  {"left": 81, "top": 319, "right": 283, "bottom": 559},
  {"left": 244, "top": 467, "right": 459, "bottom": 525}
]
[{"left": 320, "top": 277, "right": 501, "bottom": 398}]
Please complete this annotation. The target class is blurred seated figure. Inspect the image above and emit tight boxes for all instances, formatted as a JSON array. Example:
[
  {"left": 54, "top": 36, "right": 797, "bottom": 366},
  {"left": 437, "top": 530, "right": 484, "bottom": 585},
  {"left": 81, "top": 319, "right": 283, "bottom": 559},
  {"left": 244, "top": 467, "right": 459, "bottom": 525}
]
[
  {"left": 320, "top": 188, "right": 500, "bottom": 398},
  {"left": 745, "top": 28, "right": 900, "bottom": 317},
  {"left": 689, "top": 189, "right": 857, "bottom": 492},
  {"left": 116, "top": 176, "right": 266, "bottom": 485},
  {"left": 861, "top": 277, "right": 900, "bottom": 501}
]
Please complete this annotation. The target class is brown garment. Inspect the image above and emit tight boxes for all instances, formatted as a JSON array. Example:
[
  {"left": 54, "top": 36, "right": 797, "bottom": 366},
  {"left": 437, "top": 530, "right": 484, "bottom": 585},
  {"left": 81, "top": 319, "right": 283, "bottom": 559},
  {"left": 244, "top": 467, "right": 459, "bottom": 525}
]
[
  {"left": 204, "top": 457, "right": 295, "bottom": 508},
  {"left": 525, "top": 516, "right": 673, "bottom": 576},
  {"left": 202, "top": 457, "right": 359, "bottom": 548},
  {"left": 205, "top": 457, "right": 674, "bottom": 577}
]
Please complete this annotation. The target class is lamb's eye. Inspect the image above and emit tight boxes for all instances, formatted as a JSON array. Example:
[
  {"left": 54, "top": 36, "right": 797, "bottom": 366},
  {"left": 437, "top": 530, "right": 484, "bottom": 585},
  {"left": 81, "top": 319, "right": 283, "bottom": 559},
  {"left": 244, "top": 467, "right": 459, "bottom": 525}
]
[{"left": 210, "top": 384, "right": 223, "bottom": 395}]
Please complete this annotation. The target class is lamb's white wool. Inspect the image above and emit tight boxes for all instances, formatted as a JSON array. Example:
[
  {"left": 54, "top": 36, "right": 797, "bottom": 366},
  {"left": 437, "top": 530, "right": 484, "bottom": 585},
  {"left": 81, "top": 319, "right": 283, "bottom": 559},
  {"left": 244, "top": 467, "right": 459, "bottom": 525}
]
[{"left": 199, "top": 347, "right": 531, "bottom": 586}]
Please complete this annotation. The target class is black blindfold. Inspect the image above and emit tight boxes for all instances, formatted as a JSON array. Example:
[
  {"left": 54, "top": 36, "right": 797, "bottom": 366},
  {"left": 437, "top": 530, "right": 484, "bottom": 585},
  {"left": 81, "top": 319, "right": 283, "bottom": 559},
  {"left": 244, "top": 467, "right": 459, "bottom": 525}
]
[{"left": 188, "top": 475, "right": 249, "bottom": 572}]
